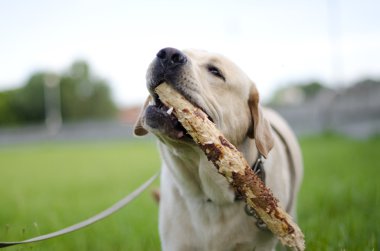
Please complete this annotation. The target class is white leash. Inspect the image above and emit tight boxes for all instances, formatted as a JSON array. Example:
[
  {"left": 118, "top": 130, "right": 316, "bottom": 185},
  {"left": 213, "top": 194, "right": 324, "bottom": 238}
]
[{"left": 0, "top": 172, "right": 160, "bottom": 249}]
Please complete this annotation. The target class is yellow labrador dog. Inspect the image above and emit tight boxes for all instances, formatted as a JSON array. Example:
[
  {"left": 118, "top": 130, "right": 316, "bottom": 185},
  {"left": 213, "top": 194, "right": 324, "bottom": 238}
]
[{"left": 134, "top": 48, "right": 303, "bottom": 251}]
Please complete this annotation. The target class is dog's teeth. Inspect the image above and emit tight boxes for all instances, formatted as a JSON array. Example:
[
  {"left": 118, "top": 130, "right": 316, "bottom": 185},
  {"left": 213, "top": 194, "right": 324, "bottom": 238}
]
[
  {"left": 204, "top": 141, "right": 214, "bottom": 145},
  {"left": 167, "top": 107, "right": 174, "bottom": 115}
]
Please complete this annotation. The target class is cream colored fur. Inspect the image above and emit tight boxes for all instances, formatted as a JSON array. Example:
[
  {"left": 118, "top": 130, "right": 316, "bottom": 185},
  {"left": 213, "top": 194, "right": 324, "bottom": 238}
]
[{"left": 135, "top": 49, "right": 303, "bottom": 251}]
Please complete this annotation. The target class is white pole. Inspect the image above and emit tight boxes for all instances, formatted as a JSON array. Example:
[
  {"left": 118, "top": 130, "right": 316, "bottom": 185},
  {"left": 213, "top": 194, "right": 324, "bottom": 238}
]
[{"left": 44, "top": 73, "right": 62, "bottom": 135}]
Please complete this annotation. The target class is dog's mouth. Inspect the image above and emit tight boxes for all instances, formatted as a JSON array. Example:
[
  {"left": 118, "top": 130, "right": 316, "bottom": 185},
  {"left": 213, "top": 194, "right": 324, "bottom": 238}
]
[
  {"left": 150, "top": 93, "right": 189, "bottom": 139},
  {"left": 145, "top": 82, "right": 212, "bottom": 141}
]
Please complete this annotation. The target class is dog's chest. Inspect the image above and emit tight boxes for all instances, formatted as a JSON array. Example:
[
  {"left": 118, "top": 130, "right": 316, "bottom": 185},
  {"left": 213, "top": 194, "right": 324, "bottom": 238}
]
[
  {"left": 183, "top": 197, "right": 264, "bottom": 251},
  {"left": 160, "top": 143, "right": 235, "bottom": 203},
  {"left": 198, "top": 156, "right": 236, "bottom": 204}
]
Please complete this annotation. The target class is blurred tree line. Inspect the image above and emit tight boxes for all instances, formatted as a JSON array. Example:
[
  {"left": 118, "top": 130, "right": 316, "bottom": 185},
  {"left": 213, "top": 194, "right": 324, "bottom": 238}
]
[
  {"left": 268, "top": 81, "right": 327, "bottom": 106},
  {"left": 267, "top": 78, "right": 380, "bottom": 106},
  {"left": 0, "top": 61, "right": 117, "bottom": 126}
]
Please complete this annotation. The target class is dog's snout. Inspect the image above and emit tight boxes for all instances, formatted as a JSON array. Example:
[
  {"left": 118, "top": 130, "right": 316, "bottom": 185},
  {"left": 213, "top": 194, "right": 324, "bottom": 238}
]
[
  {"left": 147, "top": 47, "right": 188, "bottom": 93},
  {"left": 156, "top": 47, "right": 187, "bottom": 67}
]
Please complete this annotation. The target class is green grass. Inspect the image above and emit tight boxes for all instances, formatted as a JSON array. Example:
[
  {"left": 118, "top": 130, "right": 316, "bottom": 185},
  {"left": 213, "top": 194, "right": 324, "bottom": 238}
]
[
  {"left": 0, "top": 140, "right": 161, "bottom": 251},
  {"left": 298, "top": 134, "right": 380, "bottom": 250},
  {"left": 0, "top": 135, "right": 379, "bottom": 250}
]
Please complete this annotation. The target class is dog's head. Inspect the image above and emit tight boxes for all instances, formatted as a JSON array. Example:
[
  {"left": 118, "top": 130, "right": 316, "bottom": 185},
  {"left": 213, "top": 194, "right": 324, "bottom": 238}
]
[{"left": 134, "top": 48, "right": 274, "bottom": 157}]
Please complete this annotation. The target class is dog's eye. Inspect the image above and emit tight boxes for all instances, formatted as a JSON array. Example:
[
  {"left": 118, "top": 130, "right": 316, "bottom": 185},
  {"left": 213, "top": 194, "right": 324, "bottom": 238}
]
[{"left": 207, "top": 65, "right": 225, "bottom": 81}]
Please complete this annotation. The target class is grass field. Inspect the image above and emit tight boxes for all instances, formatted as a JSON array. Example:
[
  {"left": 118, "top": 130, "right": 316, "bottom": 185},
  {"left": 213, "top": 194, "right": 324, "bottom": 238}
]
[{"left": 0, "top": 135, "right": 379, "bottom": 250}]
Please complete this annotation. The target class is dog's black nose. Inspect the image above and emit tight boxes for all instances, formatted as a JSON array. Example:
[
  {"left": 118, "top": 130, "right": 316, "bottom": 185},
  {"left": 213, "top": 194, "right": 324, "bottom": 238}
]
[{"left": 156, "top": 47, "right": 187, "bottom": 67}]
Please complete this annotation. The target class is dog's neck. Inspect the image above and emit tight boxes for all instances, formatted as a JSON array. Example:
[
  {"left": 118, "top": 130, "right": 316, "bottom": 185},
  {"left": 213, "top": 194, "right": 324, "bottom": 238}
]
[{"left": 158, "top": 137, "right": 258, "bottom": 205}]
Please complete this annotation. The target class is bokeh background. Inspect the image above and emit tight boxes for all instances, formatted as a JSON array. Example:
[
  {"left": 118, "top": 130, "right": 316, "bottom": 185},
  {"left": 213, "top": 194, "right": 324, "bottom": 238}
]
[{"left": 1, "top": 0, "right": 379, "bottom": 250}]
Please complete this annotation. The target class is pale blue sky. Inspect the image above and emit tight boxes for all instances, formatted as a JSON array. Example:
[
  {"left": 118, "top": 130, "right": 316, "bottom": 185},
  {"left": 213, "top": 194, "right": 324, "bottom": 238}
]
[{"left": 1, "top": 0, "right": 379, "bottom": 106}]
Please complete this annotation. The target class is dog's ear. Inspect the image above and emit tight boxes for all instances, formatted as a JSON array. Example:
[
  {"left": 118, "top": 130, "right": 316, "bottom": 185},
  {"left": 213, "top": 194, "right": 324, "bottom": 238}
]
[
  {"left": 133, "top": 96, "right": 151, "bottom": 136},
  {"left": 247, "top": 86, "right": 274, "bottom": 158}
]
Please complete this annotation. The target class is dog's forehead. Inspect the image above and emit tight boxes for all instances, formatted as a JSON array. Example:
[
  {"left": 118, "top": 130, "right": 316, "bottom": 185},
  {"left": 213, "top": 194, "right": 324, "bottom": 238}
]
[
  {"left": 183, "top": 49, "right": 237, "bottom": 68},
  {"left": 182, "top": 49, "right": 251, "bottom": 84}
]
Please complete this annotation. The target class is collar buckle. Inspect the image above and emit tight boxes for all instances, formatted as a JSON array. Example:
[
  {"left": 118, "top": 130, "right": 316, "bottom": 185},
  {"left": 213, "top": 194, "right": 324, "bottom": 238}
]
[{"left": 245, "top": 154, "right": 268, "bottom": 231}]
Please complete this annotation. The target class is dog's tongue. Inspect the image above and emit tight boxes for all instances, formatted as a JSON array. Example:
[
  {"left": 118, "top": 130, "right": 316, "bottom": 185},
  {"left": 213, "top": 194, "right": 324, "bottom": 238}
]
[
  {"left": 166, "top": 118, "right": 186, "bottom": 139},
  {"left": 176, "top": 131, "right": 185, "bottom": 138}
]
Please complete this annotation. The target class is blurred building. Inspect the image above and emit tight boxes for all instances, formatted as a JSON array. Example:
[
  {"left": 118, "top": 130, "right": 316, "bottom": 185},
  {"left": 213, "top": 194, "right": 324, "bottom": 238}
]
[
  {"left": 119, "top": 106, "right": 141, "bottom": 124},
  {"left": 270, "top": 80, "right": 380, "bottom": 138}
]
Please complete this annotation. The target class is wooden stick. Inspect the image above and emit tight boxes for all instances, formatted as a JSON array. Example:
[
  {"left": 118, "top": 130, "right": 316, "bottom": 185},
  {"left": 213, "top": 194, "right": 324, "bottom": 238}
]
[{"left": 155, "top": 83, "right": 305, "bottom": 251}]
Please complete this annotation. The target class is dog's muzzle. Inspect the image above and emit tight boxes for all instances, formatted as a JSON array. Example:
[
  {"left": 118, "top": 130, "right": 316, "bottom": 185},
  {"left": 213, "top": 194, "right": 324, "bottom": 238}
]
[{"left": 144, "top": 48, "right": 190, "bottom": 140}]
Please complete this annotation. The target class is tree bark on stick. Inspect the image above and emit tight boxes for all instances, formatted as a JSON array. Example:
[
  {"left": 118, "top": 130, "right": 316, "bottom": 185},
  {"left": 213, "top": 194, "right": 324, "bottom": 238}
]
[{"left": 155, "top": 83, "right": 305, "bottom": 251}]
